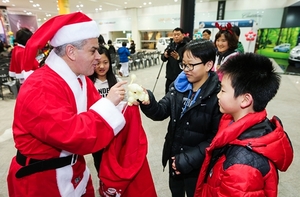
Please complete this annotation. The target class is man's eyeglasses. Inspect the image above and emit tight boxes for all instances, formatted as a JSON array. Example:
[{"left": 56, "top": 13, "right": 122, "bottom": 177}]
[{"left": 179, "top": 62, "right": 203, "bottom": 71}]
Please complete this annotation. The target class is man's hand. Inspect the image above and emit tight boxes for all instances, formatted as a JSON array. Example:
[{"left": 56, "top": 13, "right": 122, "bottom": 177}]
[
  {"left": 106, "top": 81, "right": 127, "bottom": 106},
  {"left": 164, "top": 50, "right": 169, "bottom": 58},
  {"left": 170, "top": 51, "right": 180, "bottom": 60}
]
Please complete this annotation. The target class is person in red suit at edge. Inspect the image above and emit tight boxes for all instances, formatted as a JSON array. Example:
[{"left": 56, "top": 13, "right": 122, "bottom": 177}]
[
  {"left": 9, "top": 27, "right": 33, "bottom": 84},
  {"left": 194, "top": 53, "right": 293, "bottom": 197}
]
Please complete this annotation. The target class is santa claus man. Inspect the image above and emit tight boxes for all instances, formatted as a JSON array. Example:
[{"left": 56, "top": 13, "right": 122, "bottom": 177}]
[{"left": 7, "top": 12, "right": 129, "bottom": 197}]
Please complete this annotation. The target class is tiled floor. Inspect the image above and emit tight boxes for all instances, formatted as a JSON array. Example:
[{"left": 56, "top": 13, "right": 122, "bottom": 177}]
[{"left": 0, "top": 59, "right": 299, "bottom": 197}]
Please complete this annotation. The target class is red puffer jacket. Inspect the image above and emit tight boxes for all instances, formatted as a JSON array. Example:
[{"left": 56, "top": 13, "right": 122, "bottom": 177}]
[{"left": 194, "top": 110, "right": 293, "bottom": 197}]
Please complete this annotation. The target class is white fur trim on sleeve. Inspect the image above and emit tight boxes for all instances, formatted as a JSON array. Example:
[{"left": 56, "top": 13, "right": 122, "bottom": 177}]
[
  {"left": 22, "top": 70, "right": 34, "bottom": 80},
  {"left": 90, "top": 98, "right": 125, "bottom": 136},
  {"left": 9, "top": 71, "right": 16, "bottom": 77}
]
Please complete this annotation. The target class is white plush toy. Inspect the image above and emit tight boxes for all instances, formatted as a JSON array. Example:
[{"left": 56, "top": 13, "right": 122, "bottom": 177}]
[{"left": 127, "top": 74, "right": 149, "bottom": 106}]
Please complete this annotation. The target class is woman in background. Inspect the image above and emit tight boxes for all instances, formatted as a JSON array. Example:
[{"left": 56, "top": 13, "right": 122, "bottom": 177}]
[{"left": 213, "top": 22, "right": 239, "bottom": 81}]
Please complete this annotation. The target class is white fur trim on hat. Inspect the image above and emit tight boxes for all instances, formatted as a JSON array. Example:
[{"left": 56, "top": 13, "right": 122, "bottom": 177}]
[{"left": 50, "top": 20, "right": 99, "bottom": 47}]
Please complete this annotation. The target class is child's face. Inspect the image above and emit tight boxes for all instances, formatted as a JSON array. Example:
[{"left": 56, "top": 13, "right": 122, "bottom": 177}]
[
  {"left": 95, "top": 53, "right": 110, "bottom": 78},
  {"left": 216, "top": 33, "right": 229, "bottom": 53},
  {"left": 202, "top": 32, "right": 210, "bottom": 40},
  {"left": 217, "top": 74, "right": 242, "bottom": 117},
  {"left": 182, "top": 50, "right": 212, "bottom": 89}
]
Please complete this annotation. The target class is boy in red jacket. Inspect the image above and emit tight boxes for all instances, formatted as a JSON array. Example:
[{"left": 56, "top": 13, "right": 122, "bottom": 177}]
[{"left": 194, "top": 53, "right": 293, "bottom": 197}]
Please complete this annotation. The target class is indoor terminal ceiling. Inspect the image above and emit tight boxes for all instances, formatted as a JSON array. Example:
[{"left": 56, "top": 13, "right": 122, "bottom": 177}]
[
  {"left": 1, "top": 0, "right": 221, "bottom": 21},
  {"left": 1, "top": 0, "right": 300, "bottom": 22}
]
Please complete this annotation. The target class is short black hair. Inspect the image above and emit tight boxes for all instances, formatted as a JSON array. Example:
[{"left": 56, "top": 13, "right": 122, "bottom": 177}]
[
  {"left": 173, "top": 27, "right": 184, "bottom": 34},
  {"left": 202, "top": 29, "right": 211, "bottom": 35},
  {"left": 219, "top": 53, "right": 281, "bottom": 112},
  {"left": 16, "top": 27, "right": 33, "bottom": 46},
  {"left": 231, "top": 26, "right": 241, "bottom": 37},
  {"left": 107, "top": 40, "right": 112, "bottom": 44},
  {"left": 182, "top": 39, "right": 216, "bottom": 65},
  {"left": 122, "top": 42, "right": 127, "bottom": 47}
]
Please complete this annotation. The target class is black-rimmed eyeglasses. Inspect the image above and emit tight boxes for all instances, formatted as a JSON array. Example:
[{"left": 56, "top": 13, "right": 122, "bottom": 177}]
[{"left": 179, "top": 62, "right": 203, "bottom": 71}]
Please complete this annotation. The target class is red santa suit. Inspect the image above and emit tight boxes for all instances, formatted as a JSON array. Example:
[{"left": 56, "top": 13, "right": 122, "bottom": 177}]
[
  {"left": 9, "top": 44, "right": 25, "bottom": 79},
  {"left": 21, "top": 54, "right": 40, "bottom": 81},
  {"left": 99, "top": 105, "right": 157, "bottom": 197},
  {"left": 7, "top": 48, "right": 126, "bottom": 197}
]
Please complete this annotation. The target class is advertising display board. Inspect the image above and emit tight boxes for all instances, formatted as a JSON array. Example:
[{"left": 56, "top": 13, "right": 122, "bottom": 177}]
[{"left": 197, "top": 19, "right": 257, "bottom": 53}]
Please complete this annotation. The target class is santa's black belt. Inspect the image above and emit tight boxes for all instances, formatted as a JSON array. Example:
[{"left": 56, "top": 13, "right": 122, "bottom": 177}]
[{"left": 15, "top": 150, "right": 78, "bottom": 178}]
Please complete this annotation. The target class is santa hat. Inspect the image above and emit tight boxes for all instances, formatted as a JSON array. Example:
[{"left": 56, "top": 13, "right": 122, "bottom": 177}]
[{"left": 23, "top": 12, "right": 99, "bottom": 69}]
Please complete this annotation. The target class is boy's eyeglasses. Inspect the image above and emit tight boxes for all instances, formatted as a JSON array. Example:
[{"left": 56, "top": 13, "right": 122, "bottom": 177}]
[{"left": 179, "top": 62, "right": 203, "bottom": 71}]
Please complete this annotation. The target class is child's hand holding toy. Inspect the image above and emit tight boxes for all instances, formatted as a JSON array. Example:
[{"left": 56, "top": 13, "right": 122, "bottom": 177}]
[{"left": 127, "top": 74, "right": 149, "bottom": 106}]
